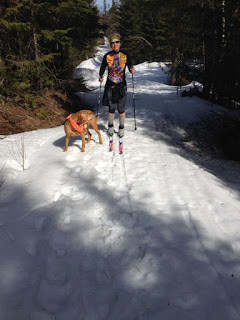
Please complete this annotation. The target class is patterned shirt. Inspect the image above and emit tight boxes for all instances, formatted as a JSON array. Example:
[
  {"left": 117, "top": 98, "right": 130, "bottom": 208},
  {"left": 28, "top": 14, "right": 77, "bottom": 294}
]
[{"left": 99, "top": 50, "right": 133, "bottom": 84}]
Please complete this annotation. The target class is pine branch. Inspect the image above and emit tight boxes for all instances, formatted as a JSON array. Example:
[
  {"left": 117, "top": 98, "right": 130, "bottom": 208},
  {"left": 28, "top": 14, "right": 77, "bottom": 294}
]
[{"left": 129, "top": 36, "right": 153, "bottom": 47}]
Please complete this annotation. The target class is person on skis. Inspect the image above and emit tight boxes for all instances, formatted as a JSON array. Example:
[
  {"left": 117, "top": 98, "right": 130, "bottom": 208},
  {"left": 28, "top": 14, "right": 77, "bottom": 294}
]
[{"left": 99, "top": 33, "right": 135, "bottom": 138}]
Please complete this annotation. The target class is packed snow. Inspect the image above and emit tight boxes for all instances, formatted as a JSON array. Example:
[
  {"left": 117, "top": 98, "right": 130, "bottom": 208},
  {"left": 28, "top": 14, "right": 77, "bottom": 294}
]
[{"left": 1, "top": 39, "right": 240, "bottom": 320}]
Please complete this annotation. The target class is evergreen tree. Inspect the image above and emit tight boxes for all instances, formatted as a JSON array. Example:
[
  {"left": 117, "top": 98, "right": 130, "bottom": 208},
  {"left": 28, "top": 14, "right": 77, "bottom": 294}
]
[
  {"left": 119, "top": 0, "right": 202, "bottom": 82},
  {"left": 103, "top": 0, "right": 107, "bottom": 15},
  {"left": 119, "top": 0, "right": 148, "bottom": 63},
  {"left": 102, "top": 0, "right": 120, "bottom": 37},
  {"left": 0, "top": 0, "right": 100, "bottom": 98}
]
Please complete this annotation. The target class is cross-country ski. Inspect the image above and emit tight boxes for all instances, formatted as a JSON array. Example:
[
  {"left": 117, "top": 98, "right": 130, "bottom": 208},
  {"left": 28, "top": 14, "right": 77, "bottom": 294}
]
[
  {"left": 109, "top": 136, "right": 113, "bottom": 152},
  {"left": 119, "top": 138, "right": 123, "bottom": 154}
]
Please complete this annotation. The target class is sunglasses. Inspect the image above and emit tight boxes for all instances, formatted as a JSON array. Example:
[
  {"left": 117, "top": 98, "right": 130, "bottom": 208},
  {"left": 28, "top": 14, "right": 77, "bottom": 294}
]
[{"left": 110, "top": 41, "right": 120, "bottom": 45}]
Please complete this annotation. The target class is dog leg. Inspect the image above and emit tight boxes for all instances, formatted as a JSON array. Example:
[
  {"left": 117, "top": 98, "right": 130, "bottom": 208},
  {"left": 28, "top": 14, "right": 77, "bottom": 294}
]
[
  {"left": 86, "top": 126, "right": 92, "bottom": 144},
  {"left": 81, "top": 133, "right": 86, "bottom": 152},
  {"left": 91, "top": 120, "right": 103, "bottom": 145},
  {"left": 64, "top": 136, "right": 70, "bottom": 152}
]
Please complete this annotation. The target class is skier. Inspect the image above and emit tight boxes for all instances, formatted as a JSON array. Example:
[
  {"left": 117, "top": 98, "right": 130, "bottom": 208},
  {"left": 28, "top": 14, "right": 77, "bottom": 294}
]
[{"left": 99, "top": 34, "right": 135, "bottom": 146}]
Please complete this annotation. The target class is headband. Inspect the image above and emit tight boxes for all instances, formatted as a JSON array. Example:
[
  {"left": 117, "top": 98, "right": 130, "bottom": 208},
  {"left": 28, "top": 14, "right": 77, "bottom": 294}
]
[{"left": 110, "top": 35, "right": 120, "bottom": 42}]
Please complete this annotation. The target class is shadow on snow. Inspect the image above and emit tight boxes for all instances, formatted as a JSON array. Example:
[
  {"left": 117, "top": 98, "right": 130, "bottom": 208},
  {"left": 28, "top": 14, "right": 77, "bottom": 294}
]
[{"left": 0, "top": 165, "right": 240, "bottom": 319}]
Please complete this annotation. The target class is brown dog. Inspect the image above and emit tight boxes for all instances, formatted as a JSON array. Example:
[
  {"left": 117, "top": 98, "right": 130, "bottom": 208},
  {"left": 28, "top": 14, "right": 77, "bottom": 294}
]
[{"left": 64, "top": 110, "right": 103, "bottom": 152}]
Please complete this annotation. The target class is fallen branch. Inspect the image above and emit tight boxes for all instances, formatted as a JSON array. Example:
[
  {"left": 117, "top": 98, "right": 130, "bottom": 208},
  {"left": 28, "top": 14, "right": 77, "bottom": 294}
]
[{"left": 0, "top": 135, "right": 9, "bottom": 140}]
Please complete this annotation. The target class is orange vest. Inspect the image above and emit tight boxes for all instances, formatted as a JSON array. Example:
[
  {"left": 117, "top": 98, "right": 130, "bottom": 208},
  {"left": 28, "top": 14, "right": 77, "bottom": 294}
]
[{"left": 67, "top": 114, "right": 83, "bottom": 133}]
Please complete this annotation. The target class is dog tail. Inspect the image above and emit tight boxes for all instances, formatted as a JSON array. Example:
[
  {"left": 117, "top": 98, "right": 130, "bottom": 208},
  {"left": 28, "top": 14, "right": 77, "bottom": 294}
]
[{"left": 96, "top": 116, "right": 100, "bottom": 121}]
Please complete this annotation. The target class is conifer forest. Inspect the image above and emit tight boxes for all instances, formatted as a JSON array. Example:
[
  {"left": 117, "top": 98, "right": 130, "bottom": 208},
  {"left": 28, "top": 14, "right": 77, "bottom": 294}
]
[
  {"left": 2, "top": 3, "right": 240, "bottom": 319},
  {"left": 0, "top": 0, "right": 239, "bottom": 108}
]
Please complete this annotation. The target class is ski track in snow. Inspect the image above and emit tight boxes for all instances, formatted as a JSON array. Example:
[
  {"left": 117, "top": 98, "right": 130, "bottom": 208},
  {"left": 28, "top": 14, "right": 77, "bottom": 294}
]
[{"left": 0, "top": 39, "right": 240, "bottom": 319}]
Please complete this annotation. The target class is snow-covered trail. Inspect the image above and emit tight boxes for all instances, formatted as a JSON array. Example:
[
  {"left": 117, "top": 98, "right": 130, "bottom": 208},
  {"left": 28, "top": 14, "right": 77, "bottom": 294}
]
[{"left": 0, "top": 42, "right": 240, "bottom": 320}]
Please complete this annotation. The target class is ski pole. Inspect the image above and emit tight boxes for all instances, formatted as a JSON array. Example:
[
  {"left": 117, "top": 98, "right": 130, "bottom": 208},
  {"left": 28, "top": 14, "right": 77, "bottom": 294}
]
[
  {"left": 132, "top": 73, "right": 137, "bottom": 130},
  {"left": 97, "top": 82, "right": 102, "bottom": 117}
]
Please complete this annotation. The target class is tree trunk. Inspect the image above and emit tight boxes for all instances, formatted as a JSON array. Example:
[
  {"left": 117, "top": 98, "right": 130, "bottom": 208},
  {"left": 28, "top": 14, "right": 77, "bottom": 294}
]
[
  {"left": 149, "top": 11, "right": 159, "bottom": 47},
  {"left": 201, "top": 0, "right": 209, "bottom": 97},
  {"left": 221, "top": 0, "right": 226, "bottom": 49},
  {"left": 30, "top": 3, "right": 42, "bottom": 90},
  {"left": 170, "top": 47, "right": 180, "bottom": 86},
  {"left": 33, "top": 26, "right": 39, "bottom": 62},
  {"left": 31, "top": 4, "right": 39, "bottom": 62}
]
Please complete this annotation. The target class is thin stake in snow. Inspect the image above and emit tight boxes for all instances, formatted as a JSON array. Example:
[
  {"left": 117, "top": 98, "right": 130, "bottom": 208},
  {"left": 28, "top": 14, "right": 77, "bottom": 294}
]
[{"left": 9, "top": 133, "right": 27, "bottom": 171}]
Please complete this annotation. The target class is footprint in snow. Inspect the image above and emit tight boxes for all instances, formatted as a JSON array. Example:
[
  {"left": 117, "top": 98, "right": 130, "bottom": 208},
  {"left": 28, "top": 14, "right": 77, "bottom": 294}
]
[
  {"left": 107, "top": 180, "right": 119, "bottom": 188},
  {"left": 52, "top": 186, "right": 86, "bottom": 202},
  {"left": 49, "top": 230, "right": 71, "bottom": 256},
  {"left": 54, "top": 191, "right": 61, "bottom": 202},
  {"left": 82, "top": 153, "right": 91, "bottom": 161},
  {"left": 96, "top": 258, "right": 112, "bottom": 284},
  {"left": 0, "top": 213, "right": 5, "bottom": 226},
  {"left": 31, "top": 309, "right": 55, "bottom": 320},
  {"left": 35, "top": 214, "right": 50, "bottom": 232},
  {"left": 58, "top": 208, "right": 71, "bottom": 228},
  {"left": 45, "top": 254, "right": 68, "bottom": 285},
  {"left": 94, "top": 157, "right": 109, "bottom": 172},
  {"left": 37, "top": 278, "right": 72, "bottom": 313},
  {"left": 65, "top": 147, "right": 80, "bottom": 162},
  {"left": 24, "top": 238, "right": 38, "bottom": 256},
  {"left": 65, "top": 156, "right": 77, "bottom": 165},
  {"left": 170, "top": 293, "right": 199, "bottom": 309}
]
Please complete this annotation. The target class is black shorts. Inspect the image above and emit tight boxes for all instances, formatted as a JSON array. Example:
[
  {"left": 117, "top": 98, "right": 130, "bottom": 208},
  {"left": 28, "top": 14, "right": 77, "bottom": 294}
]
[{"left": 107, "top": 85, "right": 127, "bottom": 114}]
